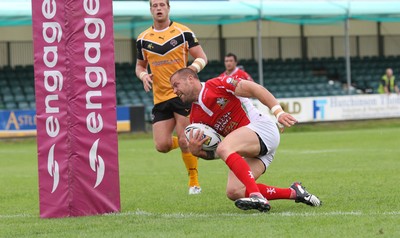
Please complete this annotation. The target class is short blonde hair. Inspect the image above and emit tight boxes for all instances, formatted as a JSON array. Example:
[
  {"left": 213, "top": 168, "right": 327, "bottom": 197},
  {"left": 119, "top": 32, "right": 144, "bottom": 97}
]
[{"left": 149, "top": 0, "right": 170, "bottom": 7}]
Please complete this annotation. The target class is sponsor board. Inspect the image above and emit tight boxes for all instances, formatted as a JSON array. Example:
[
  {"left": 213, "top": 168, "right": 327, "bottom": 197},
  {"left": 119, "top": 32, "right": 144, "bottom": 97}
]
[
  {"left": 0, "top": 106, "right": 132, "bottom": 138},
  {"left": 252, "top": 94, "right": 400, "bottom": 122}
]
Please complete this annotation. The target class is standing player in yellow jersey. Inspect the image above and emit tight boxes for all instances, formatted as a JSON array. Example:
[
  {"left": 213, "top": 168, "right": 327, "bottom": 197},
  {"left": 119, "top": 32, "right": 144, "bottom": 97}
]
[{"left": 135, "top": 0, "right": 208, "bottom": 194}]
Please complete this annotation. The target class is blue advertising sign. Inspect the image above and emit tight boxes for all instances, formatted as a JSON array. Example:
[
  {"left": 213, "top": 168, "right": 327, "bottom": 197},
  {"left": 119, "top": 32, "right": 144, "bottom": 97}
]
[
  {"left": 0, "top": 110, "right": 37, "bottom": 130},
  {"left": 0, "top": 106, "right": 132, "bottom": 138}
]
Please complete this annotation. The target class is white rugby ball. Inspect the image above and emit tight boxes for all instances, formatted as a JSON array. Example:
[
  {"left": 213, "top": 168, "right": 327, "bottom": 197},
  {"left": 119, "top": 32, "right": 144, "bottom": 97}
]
[{"left": 184, "top": 123, "right": 222, "bottom": 151}]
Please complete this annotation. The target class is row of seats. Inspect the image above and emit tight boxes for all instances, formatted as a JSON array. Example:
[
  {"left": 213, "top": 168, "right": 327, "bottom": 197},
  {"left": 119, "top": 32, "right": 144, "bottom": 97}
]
[
  {"left": 1, "top": 55, "right": 396, "bottom": 111},
  {"left": 237, "top": 56, "right": 397, "bottom": 94}
]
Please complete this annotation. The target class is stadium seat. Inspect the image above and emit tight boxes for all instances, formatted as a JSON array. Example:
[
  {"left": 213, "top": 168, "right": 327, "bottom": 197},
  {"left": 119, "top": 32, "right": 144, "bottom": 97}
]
[
  {"left": 26, "top": 93, "right": 35, "bottom": 102},
  {"left": 131, "top": 98, "right": 143, "bottom": 105},
  {"left": 5, "top": 102, "right": 17, "bottom": 109},
  {"left": 302, "top": 91, "right": 312, "bottom": 97},
  {"left": 11, "top": 86, "right": 23, "bottom": 95},
  {"left": 119, "top": 97, "right": 132, "bottom": 105},
  {"left": 0, "top": 80, "right": 7, "bottom": 87},
  {"left": 2, "top": 94, "right": 14, "bottom": 103},
  {"left": 291, "top": 91, "right": 303, "bottom": 98},
  {"left": 0, "top": 85, "right": 11, "bottom": 94},
  {"left": 127, "top": 91, "right": 139, "bottom": 100},
  {"left": 24, "top": 86, "right": 35, "bottom": 95},
  {"left": 305, "top": 84, "right": 316, "bottom": 91},
  {"left": 14, "top": 95, "right": 26, "bottom": 103},
  {"left": 29, "top": 101, "right": 36, "bottom": 109},
  {"left": 18, "top": 101, "right": 30, "bottom": 109}
]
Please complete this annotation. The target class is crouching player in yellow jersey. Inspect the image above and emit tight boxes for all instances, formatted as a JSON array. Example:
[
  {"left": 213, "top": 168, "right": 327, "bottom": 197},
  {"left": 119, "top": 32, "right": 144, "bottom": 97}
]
[{"left": 135, "top": 0, "right": 208, "bottom": 194}]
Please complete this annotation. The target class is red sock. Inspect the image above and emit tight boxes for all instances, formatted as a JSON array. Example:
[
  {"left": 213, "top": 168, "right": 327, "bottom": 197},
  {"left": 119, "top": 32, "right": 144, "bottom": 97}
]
[
  {"left": 245, "top": 184, "right": 294, "bottom": 200},
  {"left": 225, "top": 153, "right": 260, "bottom": 195}
]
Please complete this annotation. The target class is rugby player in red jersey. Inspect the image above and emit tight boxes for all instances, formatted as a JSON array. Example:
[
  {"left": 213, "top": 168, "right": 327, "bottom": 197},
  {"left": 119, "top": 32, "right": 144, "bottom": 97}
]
[
  {"left": 170, "top": 68, "right": 322, "bottom": 212},
  {"left": 219, "top": 53, "right": 254, "bottom": 82}
]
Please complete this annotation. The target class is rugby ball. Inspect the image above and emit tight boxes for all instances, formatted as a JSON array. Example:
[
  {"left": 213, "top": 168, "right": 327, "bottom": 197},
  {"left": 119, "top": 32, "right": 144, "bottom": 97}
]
[{"left": 184, "top": 123, "right": 222, "bottom": 151}]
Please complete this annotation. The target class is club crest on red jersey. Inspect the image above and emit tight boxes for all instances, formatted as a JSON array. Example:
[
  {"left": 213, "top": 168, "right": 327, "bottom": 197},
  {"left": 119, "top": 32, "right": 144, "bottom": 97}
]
[{"left": 216, "top": 97, "right": 229, "bottom": 109}]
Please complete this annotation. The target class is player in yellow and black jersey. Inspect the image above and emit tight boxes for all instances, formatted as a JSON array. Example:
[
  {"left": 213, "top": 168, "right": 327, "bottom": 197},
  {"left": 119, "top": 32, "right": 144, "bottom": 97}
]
[{"left": 135, "top": 0, "right": 208, "bottom": 195}]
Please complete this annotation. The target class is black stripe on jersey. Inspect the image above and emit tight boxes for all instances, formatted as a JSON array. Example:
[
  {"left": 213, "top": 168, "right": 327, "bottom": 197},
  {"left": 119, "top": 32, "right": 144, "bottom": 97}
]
[
  {"left": 142, "top": 34, "right": 184, "bottom": 56},
  {"left": 137, "top": 32, "right": 200, "bottom": 59},
  {"left": 183, "top": 31, "right": 199, "bottom": 48}
]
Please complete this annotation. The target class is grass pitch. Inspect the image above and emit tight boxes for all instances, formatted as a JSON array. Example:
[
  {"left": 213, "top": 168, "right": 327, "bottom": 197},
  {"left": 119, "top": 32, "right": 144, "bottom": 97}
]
[{"left": 0, "top": 119, "right": 399, "bottom": 237}]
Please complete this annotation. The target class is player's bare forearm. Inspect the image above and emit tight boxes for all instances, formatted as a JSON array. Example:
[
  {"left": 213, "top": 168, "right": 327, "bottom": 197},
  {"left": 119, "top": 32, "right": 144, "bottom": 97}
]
[{"left": 135, "top": 59, "right": 149, "bottom": 79}]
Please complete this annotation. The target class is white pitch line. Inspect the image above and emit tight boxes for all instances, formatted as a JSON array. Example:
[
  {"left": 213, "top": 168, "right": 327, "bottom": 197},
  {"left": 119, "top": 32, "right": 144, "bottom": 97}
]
[
  {"left": 0, "top": 214, "right": 34, "bottom": 218},
  {"left": 0, "top": 149, "right": 35, "bottom": 154},
  {"left": 1, "top": 210, "right": 399, "bottom": 219},
  {"left": 278, "top": 148, "right": 399, "bottom": 154},
  {"left": 104, "top": 209, "right": 400, "bottom": 218}
]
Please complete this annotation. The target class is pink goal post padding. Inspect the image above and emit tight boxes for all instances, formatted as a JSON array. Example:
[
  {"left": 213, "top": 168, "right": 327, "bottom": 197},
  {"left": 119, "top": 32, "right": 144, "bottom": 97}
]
[{"left": 32, "top": 0, "right": 120, "bottom": 218}]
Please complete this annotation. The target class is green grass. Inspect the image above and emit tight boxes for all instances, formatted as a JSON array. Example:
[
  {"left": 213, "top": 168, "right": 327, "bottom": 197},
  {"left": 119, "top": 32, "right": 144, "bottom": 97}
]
[{"left": 1, "top": 120, "right": 400, "bottom": 237}]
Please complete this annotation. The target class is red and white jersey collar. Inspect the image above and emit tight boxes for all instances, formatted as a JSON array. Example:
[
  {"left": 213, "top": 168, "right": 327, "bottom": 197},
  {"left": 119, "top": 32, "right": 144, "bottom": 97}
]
[{"left": 195, "top": 82, "right": 213, "bottom": 117}]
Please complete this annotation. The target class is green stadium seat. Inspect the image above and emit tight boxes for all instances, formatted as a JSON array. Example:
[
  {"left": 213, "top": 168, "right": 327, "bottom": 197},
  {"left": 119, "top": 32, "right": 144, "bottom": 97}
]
[
  {"left": 119, "top": 97, "right": 131, "bottom": 105},
  {"left": 296, "top": 84, "right": 307, "bottom": 92},
  {"left": 291, "top": 91, "right": 303, "bottom": 98},
  {"left": 319, "top": 90, "right": 330, "bottom": 96},
  {"left": 305, "top": 84, "right": 316, "bottom": 91},
  {"left": 23, "top": 86, "right": 35, "bottom": 94},
  {"left": 329, "top": 89, "right": 340, "bottom": 96},
  {"left": 286, "top": 84, "right": 298, "bottom": 92},
  {"left": 138, "top": 91, "right": 151, "bottom": 100},
  {"left": 1, "top": 86, "right": 11, "bottom": 95},
  {"left": 366, "top": 81, "right": 380, "bottom": 92},
  {"left": 267, "top": 85, "right": 278, "bottom": 92},
  {"left": 302, "top": 91, "right": 312, "bottom": 97},
  {"left": 18, "top": 101, "right": 30, "bottom": 109},
  {"left": 131, "top": 98, "right": 143, "bottom": 105},
  {"left": 282, "top": 92, "right": 293, "bottom": 98},
  {"left": 11, "top": 86, "right": 23, "bottom": 94},
  {"left": 2, "top": 94, "right": 14, "bottom": 103},
  {"left": 144, "top": 105, "right": 153, "bottom": 122},
  {"left": 26, "top": 93, "right": 35, "bottom": 102},
  {"left": 29, "top": 101, "right": 36, "bottom": 109},
  {"left": 117, "top": 90, "right": 127, "bottom": 97},
  {"left": 141, "top": 98, "right": 153, "bottom": 107},
  {"left": 14, "top": 95, "right": 26, "bottom": 102},
  {"left": 127, "top": 91, "right": 139, "bottom": 100},
  {"left": 0, "top": 80, "right": 7, "bottom": 87},
  {"left": 5, "top": 102, "right": 17, "bottom": 109}
]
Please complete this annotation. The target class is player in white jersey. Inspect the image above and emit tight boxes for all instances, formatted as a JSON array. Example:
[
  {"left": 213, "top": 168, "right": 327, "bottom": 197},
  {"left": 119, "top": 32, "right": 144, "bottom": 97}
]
[{"left": 170, "top": 68, "right": 322, "bottom": 212}]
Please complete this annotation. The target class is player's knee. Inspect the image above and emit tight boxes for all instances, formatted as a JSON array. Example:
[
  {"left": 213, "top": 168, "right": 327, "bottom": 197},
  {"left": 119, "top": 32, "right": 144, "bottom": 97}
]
[
  {"left": 155, "top": 143, "right": 171, "bottom": 153},
  {"left": 226, "top": 187, "right": 242, "bottom": 201}
]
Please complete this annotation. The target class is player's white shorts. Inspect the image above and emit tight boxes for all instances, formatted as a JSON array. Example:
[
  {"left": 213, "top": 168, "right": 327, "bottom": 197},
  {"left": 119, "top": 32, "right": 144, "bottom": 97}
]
[{"left": 245, "top": 113, "right": 280, "bottom": 172}]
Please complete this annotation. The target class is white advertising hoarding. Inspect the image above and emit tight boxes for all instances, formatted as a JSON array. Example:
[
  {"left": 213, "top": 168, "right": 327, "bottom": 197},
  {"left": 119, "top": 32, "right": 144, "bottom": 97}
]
[{"left": 253, "top": 94, "right": 400, "bottom": 123}]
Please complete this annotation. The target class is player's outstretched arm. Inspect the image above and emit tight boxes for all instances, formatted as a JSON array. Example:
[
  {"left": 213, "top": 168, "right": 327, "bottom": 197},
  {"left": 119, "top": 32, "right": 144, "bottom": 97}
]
[
  {"left": 235, "top": 80, "right": 298, "bottom": 129},
  {"left": 234, "top": 80, "right": 280, "bottom": 111}
]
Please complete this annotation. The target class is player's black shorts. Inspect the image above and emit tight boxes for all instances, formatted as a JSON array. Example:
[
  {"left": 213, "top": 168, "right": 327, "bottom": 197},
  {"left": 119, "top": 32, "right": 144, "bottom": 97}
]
[{"left": 151, "top": 97, "right": 191, "bottom": 124}]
